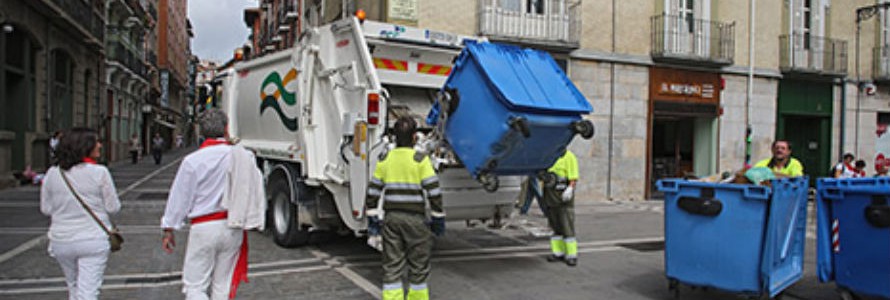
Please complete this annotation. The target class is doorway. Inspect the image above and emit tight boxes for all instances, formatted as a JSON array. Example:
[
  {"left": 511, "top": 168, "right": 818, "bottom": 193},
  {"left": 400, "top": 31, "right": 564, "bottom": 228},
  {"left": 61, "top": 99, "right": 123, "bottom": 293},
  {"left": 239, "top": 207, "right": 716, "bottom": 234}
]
[{"left": 649, "top": 111, "right": 717, "bottom": 197}]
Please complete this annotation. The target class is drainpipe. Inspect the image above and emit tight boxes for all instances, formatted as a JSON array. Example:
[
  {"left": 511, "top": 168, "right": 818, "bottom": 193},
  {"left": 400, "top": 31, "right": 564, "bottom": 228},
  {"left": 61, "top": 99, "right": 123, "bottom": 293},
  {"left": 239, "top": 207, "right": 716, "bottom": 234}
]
[
  {"left": 745, "top": 0, "right": 755, "bottom": 168},
  {"left": 607, "top": 0, "right": 616, "bottom": 200},
  {"left": 839, "top": 78, "right": 846, "bottom": 159}
]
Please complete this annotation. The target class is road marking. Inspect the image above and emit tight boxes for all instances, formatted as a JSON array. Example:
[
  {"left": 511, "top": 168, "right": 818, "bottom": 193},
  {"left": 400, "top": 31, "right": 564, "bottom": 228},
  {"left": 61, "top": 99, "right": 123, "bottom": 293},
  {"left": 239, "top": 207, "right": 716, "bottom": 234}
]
[
  {"left": 310, "top": 249, "right": 382, "bottom": 300},
  {"left": 0, "top": 240, "right": 637, "bottom": 295},
  {"left": 0, "top": 264, "right": 332, "bottom": 295},
  {"left": 0, "top": 236, "right": 45, "bottom": 265},
  {"left": 0, "top": 157, "right": 184, "bottom": 265},
  {"left": 116, "top": 157, "right": 184, "bottom": 197}
]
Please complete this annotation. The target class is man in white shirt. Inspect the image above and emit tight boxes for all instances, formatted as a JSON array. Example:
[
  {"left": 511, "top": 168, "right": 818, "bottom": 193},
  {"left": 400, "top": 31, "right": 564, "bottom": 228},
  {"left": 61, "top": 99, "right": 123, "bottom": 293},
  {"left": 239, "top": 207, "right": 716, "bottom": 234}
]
[
  {"left": 161, "top": 109, "right": 252, "bottom": 300},
  {"left": 833, "top": 153, "right": 857, "bottom": 178}
]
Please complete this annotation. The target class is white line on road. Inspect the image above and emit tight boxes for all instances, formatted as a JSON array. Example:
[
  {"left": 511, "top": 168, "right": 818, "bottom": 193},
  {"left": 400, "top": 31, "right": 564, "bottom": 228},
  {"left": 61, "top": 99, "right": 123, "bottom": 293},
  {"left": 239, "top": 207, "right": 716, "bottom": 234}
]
[
  {"left": 310, "top": 249, "right": 382, "bottom": 300},
  {"left": 0, "top": 236, "right": 45, "bottom": 265},
  {"left": 116, "top": 157, "right": 184, "bottom": 197},
  {"left": 0, "top": 157, "right": 184, "bottom": 265}
]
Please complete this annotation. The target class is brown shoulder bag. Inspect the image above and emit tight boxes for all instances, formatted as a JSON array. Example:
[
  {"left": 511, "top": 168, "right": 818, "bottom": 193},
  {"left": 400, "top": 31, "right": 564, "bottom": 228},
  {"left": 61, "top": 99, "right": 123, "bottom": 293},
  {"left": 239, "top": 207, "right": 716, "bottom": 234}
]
[{"left": 60, "top": 170, "right": 124, "bottom": 252}]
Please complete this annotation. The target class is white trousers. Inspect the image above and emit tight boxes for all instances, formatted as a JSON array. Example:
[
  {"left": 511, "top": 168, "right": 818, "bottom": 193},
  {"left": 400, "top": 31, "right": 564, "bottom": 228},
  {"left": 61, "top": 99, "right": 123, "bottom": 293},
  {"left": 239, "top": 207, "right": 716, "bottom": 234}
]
[
  {"left": 183, "top": 220, "right": 243, "bottom": 300},
  {"left": 49, "top": 239, "right": 110, "bottom": 300}
]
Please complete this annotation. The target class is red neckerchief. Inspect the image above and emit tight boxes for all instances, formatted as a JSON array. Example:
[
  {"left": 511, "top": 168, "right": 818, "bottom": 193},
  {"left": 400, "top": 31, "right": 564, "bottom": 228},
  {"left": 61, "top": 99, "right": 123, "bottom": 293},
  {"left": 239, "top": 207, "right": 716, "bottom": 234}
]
[
  {"left": 200, "top": 139, "right": 230, "bottom": 149},
  {"left": 82, "top": 157, "right": 98, "bottom": 164},
  {"left": 845, "top": 162, "right": 855, "bottom": 172}
]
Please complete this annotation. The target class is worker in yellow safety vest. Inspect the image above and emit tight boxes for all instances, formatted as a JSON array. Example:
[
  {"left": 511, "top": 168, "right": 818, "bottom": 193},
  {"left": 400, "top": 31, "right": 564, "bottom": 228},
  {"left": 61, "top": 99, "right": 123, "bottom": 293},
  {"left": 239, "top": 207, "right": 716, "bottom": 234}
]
[
  {"left": 542, "top": 149, "right": 580, "bottom": 266},
  {"left": 754, "top": 140, "right": 804, "bottom": 177},
  {"left": 366, "top": 116, "right": 445, "bottom": 300}
]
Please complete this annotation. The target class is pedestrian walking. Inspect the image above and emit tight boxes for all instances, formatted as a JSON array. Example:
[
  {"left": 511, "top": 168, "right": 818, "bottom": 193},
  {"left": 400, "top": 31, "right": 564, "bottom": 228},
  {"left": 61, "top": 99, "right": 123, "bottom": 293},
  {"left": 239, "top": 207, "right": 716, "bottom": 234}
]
[
  {"left": 542, "top": 149, "right": 580, "bottom": 267},
  {"left": 161, "top": 109, "right": 264, "bottom": 300},
  {"left": 129, "top": 133, "right": 141, "bottom": 164},
  {"left": 754, "top": 140, "right": 804, "bottom": 177},
  {"left": 49, "top": 130, "right": 62, "bottom": 164},
  {"left": 151, "top": 133, "right": 164, "bottom": 165},
  {"left": 366, "top": 117, "right": 445, "bottom": 300},
  {"left": 518, "top": 175, "right": 546, "bottom": 215},
  {"left": 832, "top": 153, "right": 856, "bottom": 178},
  {"left": 40, "top": 128, "right": 121, "bottom": 300}
]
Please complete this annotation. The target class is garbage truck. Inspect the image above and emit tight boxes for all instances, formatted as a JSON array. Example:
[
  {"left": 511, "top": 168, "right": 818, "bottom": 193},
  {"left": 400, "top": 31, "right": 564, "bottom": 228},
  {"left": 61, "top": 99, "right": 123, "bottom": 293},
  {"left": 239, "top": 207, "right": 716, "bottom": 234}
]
[{"left": 218, "top": 17, "right": 524, "bottom": 247}]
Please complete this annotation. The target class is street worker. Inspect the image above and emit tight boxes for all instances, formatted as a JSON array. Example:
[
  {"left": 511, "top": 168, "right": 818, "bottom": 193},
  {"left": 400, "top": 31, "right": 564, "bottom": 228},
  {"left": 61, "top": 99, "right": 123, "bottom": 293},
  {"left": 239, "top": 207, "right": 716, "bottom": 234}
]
[
  {"left": 542, "top": 149, "right": 580, "bottom": 267},
  {"left": 754, "top": 140, "right": 804, "bottom": 177},
  {"left": 832, "top": 153, "right": 856, "bottom": 178},
  {"left": 366, "top": 116, "right": 445, "bottom": 300},
  {"left": 161, "top": 108, "right": 265, "bottom": 300}
]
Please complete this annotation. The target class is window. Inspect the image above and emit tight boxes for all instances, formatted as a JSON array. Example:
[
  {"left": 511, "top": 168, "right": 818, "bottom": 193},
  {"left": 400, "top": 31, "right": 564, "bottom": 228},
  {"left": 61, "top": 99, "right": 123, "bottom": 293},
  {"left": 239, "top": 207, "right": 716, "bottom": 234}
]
[
  {"left": 679, "top": 0, "right": 694, "bottom": 33},
  {"left": 50, "top": 50, "right": 75, "bottom": 132},
  {"left": 802, "top": 0, "right": 812, "bottom": 49}
]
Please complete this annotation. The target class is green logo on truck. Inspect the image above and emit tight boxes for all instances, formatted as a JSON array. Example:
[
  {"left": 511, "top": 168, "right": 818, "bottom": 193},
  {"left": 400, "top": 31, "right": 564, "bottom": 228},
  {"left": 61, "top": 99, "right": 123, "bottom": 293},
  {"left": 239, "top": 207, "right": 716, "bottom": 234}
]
[{"left": 260, "top": 69, "right": 299, "bottom": 131}]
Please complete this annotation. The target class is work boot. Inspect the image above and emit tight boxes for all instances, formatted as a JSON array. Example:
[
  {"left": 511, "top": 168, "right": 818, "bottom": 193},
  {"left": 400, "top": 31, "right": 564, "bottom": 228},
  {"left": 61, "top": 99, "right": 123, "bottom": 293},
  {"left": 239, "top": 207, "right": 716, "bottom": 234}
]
[
  {"left": 546, "top": 254, "right": 564, "bottom": 262},
  {"left": 565, "top": 257, "right": 577, "bottom": 267}
]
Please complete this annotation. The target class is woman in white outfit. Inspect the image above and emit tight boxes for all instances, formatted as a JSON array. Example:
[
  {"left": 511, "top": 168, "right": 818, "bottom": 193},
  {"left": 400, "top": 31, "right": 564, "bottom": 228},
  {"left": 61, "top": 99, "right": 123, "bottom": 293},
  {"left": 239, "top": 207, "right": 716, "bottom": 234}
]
[{"left": 41, "top": 128, "right": 121, "bottom": 300}]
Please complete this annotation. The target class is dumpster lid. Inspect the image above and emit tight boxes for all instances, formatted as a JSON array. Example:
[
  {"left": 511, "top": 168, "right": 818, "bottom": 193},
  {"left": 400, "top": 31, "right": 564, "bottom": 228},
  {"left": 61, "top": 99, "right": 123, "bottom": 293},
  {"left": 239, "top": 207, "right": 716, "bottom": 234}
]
[{"left": 461, "top": 41, "right": 593, "bottom": 114}]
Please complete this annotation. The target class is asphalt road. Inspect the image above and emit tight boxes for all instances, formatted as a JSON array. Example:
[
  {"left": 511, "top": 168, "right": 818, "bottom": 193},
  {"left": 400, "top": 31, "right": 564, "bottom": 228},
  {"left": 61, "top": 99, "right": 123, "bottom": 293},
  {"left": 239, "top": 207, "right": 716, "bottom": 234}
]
[{"left": 0, "top": 147, "right": 878, "bottom": 300}]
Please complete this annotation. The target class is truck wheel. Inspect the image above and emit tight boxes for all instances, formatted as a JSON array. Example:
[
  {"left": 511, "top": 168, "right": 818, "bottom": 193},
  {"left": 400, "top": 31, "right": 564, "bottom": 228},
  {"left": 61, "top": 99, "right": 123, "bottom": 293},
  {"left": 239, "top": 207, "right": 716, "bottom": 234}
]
[{"left": 268, "top": 179, "right": 310, "bottom": 247}]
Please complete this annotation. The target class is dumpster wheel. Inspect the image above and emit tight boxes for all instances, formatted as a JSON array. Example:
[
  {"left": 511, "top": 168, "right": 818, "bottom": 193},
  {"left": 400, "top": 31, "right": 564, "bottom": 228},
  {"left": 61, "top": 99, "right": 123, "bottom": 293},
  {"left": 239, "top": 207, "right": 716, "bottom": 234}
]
[
  {"left": 667, "top": 279, "right": 681, "bottom": 299},
  {"left": 572, "top": 120, "right": 595, "bottom": 139},
  {"left": 837, "top": 288, "right": 860, "bottom": 300},
  {"left": 479, "top": 173, "right": 499, "bottom": 193}
]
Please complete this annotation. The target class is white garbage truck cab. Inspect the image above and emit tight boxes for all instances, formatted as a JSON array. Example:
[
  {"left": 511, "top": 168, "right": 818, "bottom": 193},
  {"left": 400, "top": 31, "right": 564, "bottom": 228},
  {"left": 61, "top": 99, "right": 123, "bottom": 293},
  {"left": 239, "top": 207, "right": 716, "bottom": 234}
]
[{"left": 219, "top": 17, "right": 520, "bottom": 247}]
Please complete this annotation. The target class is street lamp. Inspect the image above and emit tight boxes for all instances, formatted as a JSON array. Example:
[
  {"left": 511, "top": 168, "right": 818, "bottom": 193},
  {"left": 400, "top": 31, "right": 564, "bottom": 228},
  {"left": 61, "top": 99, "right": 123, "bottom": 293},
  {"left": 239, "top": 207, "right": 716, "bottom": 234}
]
[{"left": 855, "top": 3, "right": 890, "bottom": 155}]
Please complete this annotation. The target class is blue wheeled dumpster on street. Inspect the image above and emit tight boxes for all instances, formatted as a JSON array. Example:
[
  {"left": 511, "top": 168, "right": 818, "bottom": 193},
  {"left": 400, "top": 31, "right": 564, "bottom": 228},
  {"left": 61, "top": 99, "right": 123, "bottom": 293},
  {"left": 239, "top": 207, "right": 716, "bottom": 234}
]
[
  {"left": 816, "top": 178, "right": 890, "bottom": 299},
  {"left": 430, "top": 41, "right": 593, "bottom": 188},
  {"left": 656, "top": 177, "right": 809, "bottom": 298}
]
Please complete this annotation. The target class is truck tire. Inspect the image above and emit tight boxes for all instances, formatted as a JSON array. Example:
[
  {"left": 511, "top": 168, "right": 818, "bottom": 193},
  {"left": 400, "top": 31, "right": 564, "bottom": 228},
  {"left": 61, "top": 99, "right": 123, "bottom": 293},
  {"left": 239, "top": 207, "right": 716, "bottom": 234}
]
[{"left": 268, "top": 178, "right": 310, "bottom": 247}]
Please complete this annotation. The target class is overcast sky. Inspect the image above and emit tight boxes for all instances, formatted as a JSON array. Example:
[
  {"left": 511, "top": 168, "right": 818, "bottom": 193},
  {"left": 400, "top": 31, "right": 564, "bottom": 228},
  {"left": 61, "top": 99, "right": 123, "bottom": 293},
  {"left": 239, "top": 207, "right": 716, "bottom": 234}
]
[{"left": 188, "top": 0, "right": 257, "bottom": 62}]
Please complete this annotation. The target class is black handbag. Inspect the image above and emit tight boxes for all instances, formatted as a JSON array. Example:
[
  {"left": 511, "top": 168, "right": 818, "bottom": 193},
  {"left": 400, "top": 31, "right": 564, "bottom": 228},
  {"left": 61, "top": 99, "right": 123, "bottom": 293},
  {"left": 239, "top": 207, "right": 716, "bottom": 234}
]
[{"left": 60, "top": 170, "right": 124, "bottom": 252}]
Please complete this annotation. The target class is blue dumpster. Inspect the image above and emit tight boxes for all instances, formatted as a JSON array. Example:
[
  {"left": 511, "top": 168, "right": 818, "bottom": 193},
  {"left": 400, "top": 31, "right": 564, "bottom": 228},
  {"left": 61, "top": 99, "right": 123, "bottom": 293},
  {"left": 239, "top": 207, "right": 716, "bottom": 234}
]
[
  {"left": 656, "top": 177, "right": 809, "bottom": 298},
  {"left": 816, "top": 178, "right": 890, "bottom": 299},
  {"left": 435, "top": 41, "right": 593, "bottom": 179}
]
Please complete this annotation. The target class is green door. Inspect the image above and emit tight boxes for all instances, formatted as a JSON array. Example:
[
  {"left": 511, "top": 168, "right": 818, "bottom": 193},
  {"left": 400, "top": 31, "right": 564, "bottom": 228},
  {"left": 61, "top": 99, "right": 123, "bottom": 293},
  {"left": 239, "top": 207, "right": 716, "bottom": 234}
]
[{"left": 777, "top": 80, "right": 833, "bottom": 182}]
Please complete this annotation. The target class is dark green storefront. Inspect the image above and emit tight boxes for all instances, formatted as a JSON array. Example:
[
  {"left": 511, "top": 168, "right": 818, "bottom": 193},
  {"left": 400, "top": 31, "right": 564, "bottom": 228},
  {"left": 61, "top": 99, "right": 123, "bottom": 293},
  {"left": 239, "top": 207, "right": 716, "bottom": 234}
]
[{"left": 776, "top": 80, "right": 833, "bottom": 180}]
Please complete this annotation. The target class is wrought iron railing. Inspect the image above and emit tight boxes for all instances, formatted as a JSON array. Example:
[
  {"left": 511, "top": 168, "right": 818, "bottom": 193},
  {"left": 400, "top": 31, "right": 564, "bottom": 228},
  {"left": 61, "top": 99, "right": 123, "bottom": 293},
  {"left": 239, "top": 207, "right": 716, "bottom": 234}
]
[
  {"left": 109, "top": 42, "right": 147, "bottom": 77},
  {"left": 650, "top": 14, "right": 734, "bottom": 65},
  {"left": 779, "top": 33, "right": 847, "bottom": 75},
  {"left": 478, "top": 0, "right": 580, "bottom": 47},
  {"left": 50, "top": 0, "right": 104, "bottom": 41}
]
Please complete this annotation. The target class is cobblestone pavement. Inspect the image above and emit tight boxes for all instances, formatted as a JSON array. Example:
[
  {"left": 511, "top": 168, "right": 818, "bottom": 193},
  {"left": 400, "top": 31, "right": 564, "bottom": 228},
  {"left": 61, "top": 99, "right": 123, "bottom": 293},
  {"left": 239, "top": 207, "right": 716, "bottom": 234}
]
[{"left": 0, "top": 149, "right": 874, "bottom": 299}]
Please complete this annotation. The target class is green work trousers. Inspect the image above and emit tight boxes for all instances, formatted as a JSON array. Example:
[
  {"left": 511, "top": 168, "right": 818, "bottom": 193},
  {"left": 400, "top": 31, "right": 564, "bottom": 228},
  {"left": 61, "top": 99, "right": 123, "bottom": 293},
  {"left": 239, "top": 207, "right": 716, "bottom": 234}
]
[
  {"left": 382, "top": 211, "right": 434, "bottom": 286},
  {"left": 542, "top": 187, "right": 575, "bottom": 239}
]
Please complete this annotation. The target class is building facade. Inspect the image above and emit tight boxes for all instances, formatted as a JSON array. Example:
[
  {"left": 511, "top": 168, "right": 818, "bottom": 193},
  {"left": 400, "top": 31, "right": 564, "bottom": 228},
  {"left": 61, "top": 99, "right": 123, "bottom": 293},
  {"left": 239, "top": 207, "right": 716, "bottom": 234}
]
[
  {"left": 243, "top": 0, "right": 890, "bottom": 202},
  {"left": 104, "top": 0, "right": 153, "bottom": 161},
  {"left": 154, "top": 0, "right": 191, "bottom": 149},
  {"left": 0, "top": 0, "right": 106, "bottom": 187}
]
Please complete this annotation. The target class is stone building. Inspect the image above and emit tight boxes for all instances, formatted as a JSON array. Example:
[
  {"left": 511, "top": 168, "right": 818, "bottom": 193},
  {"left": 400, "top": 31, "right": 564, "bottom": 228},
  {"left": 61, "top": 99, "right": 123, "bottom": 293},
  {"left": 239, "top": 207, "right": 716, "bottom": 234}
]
[
  {"left": 104, "top": 0, "right": 153, "bottom": 161},
  {"left": 0, "top": 0, "right": 106, "bottom": 187},
  {"left": 242, "top": 0, "right": 890, "bottom": 202}
]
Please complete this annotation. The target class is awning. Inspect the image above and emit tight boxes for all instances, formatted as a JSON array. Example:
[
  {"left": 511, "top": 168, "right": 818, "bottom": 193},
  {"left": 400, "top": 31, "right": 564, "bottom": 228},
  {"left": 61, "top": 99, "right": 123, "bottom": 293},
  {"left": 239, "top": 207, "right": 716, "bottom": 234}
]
[{"left": 153, "top": 119, "right": 177, "bottom": 129}]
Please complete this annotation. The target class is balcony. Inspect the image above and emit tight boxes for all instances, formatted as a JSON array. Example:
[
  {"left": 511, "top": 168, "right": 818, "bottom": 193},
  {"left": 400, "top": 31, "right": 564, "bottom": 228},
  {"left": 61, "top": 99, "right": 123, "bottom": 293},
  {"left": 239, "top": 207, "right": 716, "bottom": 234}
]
[
  {"left": 874, "top": 46, "right": 890, "bottom": 82},
  {"left": 650, "top": 14, "right": 735, "bottom": 67},
  {"left": 779, "top": 33, "right": 847, "bottom": 76},
  {"left": 478, "top": 0, "right": 580, "bottom": 49},
  {"left": 48, "top": 0, "right": 105, "bottom": 42},
  {"left": 109, "top": 42, "right": 147, "bottom": 78},
  {"left": 280, "top": 0, "right": 299, "bottom": 23}
]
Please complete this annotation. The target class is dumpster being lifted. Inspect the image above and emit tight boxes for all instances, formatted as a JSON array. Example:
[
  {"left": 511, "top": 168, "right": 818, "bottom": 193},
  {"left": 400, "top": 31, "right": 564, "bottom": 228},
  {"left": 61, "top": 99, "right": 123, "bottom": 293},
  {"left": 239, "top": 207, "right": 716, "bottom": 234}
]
[
  {"left": 816, "top": 178, "right": 890, "bottom": 300},
  {"left": 426, "top": 41, "right": 594, "bottom": 191},
  {"left": 656, "top": 177, "right": 809, "bottom": 299}
]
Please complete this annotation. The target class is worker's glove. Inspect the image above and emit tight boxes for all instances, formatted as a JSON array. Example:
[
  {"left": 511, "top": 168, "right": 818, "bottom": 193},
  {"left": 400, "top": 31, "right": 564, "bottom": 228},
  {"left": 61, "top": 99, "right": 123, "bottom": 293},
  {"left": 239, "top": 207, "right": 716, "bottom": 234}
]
[
  {"left": 561, "top": 186, "right": 574, "bottom": 202},
  {"left": 367, "top": 216, "right": 382, "bottom": 236},
  {"left": 429, "top": 217, "right": 446, "bottom": 237}
]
